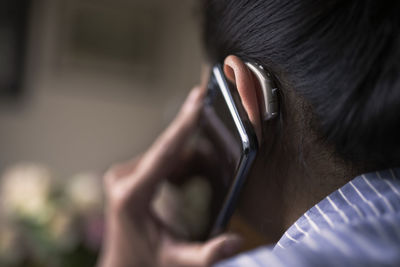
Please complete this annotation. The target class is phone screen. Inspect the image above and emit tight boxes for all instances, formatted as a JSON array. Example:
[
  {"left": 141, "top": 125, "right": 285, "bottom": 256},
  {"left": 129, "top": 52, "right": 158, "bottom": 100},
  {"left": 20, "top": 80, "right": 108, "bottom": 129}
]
[
  {"left": 195, "top": 65, "right": 257, "bottom": 240},
  {"left": 199, "top": 73, "right": 244, "bottom": 236},
  {"left": 153, "top": 65, "right": 257, "bottom": 241}
]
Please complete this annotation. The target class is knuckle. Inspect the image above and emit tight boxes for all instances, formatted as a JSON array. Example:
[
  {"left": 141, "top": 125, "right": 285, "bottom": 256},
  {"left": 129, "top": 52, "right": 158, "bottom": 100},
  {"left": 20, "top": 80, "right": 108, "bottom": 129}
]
[
  {"left": 107, "top": 176, "right": 144, "bottom": 213},
  {"left": 108, "top": 186, "right": 133, "bottom": 213}
]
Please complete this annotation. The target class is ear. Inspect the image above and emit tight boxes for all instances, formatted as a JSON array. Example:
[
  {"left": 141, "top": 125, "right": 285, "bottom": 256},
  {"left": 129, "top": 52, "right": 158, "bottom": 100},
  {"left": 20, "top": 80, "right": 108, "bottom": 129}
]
[{"left": 224, "top": 55, "right": 262, "bottom": 144}]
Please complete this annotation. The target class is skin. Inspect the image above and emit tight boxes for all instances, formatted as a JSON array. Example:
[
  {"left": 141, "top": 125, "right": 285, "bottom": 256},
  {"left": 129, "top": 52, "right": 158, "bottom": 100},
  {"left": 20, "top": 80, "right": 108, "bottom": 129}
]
[{"left": 98, "top": 55, "right": 361, "bottom": 266}]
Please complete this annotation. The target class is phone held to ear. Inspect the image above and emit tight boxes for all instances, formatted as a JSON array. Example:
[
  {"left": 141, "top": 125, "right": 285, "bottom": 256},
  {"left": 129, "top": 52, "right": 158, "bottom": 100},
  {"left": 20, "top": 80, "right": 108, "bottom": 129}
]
[
  {"left": 199, "top": 64, "right": 258, "bottom": 240},
  {"left": 152, "top": 63, "right": 277, "bottom": 241}
]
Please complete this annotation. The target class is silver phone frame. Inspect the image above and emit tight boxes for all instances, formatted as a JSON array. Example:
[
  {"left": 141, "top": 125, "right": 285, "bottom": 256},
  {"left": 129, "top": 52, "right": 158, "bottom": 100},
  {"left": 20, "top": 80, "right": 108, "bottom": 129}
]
[{"left": 208, "top": 65, "right": 258, "bottom": 238}]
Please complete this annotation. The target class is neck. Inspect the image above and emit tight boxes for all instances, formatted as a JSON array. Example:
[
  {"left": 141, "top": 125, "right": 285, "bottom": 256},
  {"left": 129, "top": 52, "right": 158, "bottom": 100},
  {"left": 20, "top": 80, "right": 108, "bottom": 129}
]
[
  {"left": 236, "top": 121, "right": 362, "bottom": 245},
  {"left": 280, "top": 153, "right": 359, "bottom": 230},
  {"left": 234, "top": 90, "right": 368, "bottom": 246}
]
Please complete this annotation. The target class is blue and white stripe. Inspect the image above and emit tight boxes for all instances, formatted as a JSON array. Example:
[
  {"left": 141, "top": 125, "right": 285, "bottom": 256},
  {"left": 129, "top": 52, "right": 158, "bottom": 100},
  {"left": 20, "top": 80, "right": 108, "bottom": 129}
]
[{"left": 215, "top": 168, "right": 400, "bottom": 266}]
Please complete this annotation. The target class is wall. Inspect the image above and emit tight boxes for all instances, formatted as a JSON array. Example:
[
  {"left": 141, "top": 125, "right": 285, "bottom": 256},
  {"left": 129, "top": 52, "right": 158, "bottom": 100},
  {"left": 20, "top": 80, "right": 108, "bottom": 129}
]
[{"left": 0, "top": 0, "right": 203, "bottom": 177}]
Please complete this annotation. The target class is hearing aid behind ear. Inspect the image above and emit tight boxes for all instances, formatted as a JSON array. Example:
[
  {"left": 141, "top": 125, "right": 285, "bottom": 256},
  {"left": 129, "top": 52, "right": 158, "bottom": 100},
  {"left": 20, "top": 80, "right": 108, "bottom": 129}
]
[{"left": 245, "top": 62, "right": 279, "bottom": 120}]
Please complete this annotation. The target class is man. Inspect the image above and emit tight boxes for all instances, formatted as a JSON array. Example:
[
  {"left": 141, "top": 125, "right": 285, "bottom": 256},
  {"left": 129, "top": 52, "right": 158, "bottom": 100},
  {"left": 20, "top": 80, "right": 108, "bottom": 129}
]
[{"left": 98, "top": 1, "right": 400, "bottom": 266}]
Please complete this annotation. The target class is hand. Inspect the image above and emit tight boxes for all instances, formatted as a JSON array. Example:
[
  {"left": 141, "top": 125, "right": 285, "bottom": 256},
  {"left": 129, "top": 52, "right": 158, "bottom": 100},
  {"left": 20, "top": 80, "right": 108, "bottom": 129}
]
[{"left": 98, "top": 87, "right": 243, "bottom": 267}]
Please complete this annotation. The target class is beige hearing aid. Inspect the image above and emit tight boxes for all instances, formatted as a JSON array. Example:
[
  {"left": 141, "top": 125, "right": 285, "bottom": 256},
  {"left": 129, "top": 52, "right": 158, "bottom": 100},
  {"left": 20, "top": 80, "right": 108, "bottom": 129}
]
[{"left": 245, "top": 62, "right": 279, "bottom": 120}]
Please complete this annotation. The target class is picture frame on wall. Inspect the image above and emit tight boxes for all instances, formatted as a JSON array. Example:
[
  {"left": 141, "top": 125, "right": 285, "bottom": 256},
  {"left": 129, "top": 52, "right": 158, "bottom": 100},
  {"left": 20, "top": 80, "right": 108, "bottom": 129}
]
[{"left": 0, "top": 0, "right": 30, "bottom": 100}]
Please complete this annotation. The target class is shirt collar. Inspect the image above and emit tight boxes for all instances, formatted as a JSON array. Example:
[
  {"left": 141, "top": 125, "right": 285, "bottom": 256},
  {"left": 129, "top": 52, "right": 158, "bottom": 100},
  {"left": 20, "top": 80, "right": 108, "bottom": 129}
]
[{"left": 275, "top": 168, "right": 400, "bottom": 249}]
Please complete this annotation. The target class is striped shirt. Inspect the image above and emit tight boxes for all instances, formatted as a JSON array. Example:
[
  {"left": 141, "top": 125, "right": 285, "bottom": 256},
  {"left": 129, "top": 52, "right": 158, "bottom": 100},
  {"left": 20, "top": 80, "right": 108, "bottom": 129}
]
[{"left": 216, "top": 168, "right": 400, "bottom": 266}]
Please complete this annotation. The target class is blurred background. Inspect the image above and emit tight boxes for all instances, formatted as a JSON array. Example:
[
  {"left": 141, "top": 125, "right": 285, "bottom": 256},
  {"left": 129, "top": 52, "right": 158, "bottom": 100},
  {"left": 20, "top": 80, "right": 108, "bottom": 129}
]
[
  {"left": 0, "top": 0, "right": 202, "bottom": 266},
  {"left": 0, "top": 0, "right": 202, "bottom": 176}
]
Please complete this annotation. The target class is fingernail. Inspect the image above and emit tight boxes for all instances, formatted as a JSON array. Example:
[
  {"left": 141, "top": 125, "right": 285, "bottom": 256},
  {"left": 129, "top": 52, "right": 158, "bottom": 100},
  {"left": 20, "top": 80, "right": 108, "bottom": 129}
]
[{"left": 222, "top": 235, "right": 243, "bottom": 257}]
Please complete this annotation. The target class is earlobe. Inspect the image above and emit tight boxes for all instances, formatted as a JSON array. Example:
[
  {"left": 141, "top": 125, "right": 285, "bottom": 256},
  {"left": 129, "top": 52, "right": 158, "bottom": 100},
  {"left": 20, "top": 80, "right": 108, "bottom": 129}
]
[{"left": 223, "top": 55, "right": 263, "bottom": 144}]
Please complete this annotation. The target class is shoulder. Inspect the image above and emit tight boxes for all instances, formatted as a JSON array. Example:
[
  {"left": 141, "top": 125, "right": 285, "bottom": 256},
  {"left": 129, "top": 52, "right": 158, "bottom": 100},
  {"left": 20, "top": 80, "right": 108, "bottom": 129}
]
[{"left": 216, "top": 212, "right": 400, "bottom": 267}]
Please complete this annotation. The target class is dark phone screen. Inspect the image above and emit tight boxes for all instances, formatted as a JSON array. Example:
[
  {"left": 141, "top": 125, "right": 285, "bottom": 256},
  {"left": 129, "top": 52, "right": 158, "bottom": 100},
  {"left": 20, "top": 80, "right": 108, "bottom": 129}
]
[
  {"left": 203, "top": 75, "right": 242, "bottom": 186},
  {"left": 195, "top": 73, "right": 245, "bottom": 239},
  {"left": 157, "top": 68, "right": 253, "bottom": 241}
]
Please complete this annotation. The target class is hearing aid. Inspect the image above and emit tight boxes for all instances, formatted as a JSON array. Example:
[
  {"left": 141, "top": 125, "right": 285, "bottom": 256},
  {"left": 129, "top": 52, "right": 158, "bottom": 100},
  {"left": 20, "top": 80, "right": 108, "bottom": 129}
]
[{"left": 245, "top": 62, "right": 279, "bottom": 120}]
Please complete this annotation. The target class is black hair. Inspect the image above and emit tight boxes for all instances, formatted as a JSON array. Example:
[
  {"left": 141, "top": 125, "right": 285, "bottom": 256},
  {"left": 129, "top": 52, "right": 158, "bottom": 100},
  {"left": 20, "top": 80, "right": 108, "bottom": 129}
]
[{"left": 202, "top": 0, "right": 400, "bottom": 168}]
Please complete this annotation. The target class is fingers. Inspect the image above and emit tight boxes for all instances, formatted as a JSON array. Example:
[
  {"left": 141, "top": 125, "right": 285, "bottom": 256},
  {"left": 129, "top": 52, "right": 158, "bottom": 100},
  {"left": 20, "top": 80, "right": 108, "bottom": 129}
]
[
  {"left": 200, "top": 234, "right": 243, "bottom": 266},
  {"left": 104, "top": 156, "right": 142, "bottom": 185},
  {"left": 129, "top": 86, "right": 205, "bottom": 197},
  {"left": 161, "top": 234, "right": 243, "bottom": 267}
]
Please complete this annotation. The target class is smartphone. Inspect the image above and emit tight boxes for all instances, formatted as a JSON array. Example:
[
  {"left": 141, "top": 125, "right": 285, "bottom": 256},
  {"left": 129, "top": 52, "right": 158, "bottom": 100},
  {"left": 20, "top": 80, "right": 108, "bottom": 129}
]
[
  {"left": 199, "top": 64, "right": 258, "bottom": 240},
  {"left": 153, "top": 64, "right": 258, "bottom": 241}
]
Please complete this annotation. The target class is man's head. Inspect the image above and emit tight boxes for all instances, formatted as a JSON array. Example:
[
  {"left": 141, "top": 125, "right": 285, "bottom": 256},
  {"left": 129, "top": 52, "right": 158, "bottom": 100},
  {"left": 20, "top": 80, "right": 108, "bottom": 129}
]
[
  {"left": 201, "top": 0, "right": 400, "bottom": 168},
  {"left": 198, "top": 0, "right": 400, "bottom": 244}
]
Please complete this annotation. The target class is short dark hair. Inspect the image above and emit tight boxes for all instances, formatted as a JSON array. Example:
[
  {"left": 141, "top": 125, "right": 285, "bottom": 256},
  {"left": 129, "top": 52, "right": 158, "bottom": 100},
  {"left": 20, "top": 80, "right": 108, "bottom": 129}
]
[{"left": 202, "top": 0, "right": 400, "bottom": 167}]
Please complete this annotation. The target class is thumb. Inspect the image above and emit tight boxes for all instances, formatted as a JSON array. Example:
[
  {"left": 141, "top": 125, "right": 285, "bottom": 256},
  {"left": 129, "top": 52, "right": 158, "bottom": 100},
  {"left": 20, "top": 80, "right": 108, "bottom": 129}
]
[
  {"left": 202, "top": 234, "right": 244, "bottom": 264},
  {"left": 161, "top": 234, "right": 243, "bottom": 267}
]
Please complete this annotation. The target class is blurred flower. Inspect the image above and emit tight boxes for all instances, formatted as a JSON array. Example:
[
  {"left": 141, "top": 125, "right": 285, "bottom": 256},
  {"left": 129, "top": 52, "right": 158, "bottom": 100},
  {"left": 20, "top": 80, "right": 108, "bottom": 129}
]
[
  {"left": 49, "top": 209, "right": 77, "bottom": 251},
  {"left": 0, "top": 163, "right": 104, "bottom": 267},
  {"left": 65, "top": 172, "right": 104, "bottom": 214},
  {"left": 0, "top": 221, "right": 22, "bottom": 265},
  {"left": 0, "top": 163, "right": 54, "bottom": 223}
]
